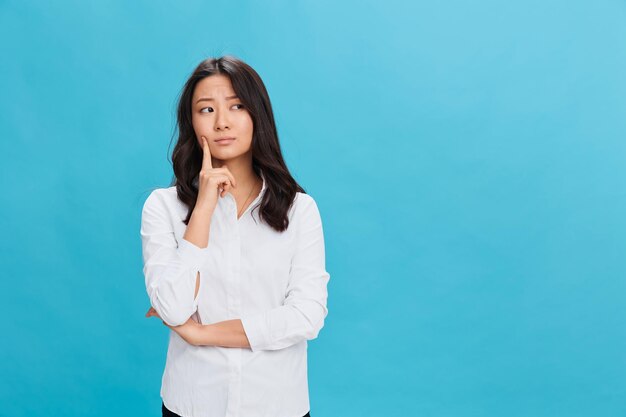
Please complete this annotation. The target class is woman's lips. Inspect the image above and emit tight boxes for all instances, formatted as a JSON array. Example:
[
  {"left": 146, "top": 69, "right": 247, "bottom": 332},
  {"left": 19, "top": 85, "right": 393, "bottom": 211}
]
[{"left": 215, "top": 137, "right": 236, "bottom": 145}]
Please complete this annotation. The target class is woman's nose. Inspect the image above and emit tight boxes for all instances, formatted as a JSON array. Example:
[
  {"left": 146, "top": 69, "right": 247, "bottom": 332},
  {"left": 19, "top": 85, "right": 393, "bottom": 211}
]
[{"left": 214, "top": 110, "right": 230, "bottom": 130}]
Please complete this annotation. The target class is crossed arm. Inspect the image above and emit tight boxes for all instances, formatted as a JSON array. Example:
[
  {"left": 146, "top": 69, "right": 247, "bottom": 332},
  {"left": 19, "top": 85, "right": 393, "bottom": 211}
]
[
  {"left": 141, "top": 192, "right": 329, "bottom": 352},
  {"left": 145, "top": 272, "right": 251, "bottom": 348}
]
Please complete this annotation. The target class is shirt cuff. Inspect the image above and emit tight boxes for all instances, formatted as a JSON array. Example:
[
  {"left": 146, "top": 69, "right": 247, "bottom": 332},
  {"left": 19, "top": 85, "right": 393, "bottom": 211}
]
[
  {"left": 240, "top": 312, "right": 270, "bottom": 352},
  {"left": 177, "top": 238, "right": 210, "bottom": 272}
]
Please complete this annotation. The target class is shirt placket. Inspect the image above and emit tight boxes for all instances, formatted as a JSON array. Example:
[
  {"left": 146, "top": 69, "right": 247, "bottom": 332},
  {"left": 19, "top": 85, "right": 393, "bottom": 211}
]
[{"left": 225, "top": 195, "right": 243, "bottom": 417}]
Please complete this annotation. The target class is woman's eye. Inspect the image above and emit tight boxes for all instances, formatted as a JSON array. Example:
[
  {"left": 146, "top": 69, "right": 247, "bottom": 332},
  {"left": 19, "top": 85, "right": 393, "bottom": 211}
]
[{"left": 200, "top": 104, "right": 243, "bottom": 113}]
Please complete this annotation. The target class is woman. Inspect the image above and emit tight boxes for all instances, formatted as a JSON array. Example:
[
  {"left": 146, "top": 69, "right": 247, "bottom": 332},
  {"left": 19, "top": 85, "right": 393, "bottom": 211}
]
[{"left": 140, "top": 55, "right": 330, "bottom": 417}]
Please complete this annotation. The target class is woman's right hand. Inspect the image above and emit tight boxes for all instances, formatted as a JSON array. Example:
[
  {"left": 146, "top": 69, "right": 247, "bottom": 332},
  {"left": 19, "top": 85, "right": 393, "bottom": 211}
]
[{"left": 195, "top": 135, "right": 237, "bottom": 213}]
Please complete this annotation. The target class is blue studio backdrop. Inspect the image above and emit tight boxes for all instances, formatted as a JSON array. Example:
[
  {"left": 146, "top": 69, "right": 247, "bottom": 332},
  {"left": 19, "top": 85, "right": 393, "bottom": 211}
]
[{"left": 0, "top": 1, "right": 624, "bottom": 416}]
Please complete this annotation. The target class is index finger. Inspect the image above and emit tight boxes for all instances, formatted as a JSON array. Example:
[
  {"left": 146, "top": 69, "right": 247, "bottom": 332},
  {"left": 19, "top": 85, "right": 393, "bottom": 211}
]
[{"left": 201, "top": 136, "right": 213, "bottom": 170}]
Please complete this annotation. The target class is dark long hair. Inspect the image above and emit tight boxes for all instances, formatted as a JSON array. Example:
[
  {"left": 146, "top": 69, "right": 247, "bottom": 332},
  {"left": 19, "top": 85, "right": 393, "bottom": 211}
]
[{"left": 168, "top": 55, "right": 305, "bottom": 232}]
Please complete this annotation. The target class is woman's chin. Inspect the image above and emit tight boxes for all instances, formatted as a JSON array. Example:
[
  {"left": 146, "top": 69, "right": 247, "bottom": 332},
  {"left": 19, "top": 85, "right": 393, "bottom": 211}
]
[{"left": 214, "top": 148, "right": 251, "bottom": 161}]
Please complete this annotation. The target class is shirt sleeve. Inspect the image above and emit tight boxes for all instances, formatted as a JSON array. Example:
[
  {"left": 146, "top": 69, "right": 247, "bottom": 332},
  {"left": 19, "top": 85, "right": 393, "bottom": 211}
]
[
  {"left": 140, "top": 189, "right": 210, "bottom": 326},
  {"left": 240, "top": 195, "right": 330, "bottom": 352}
]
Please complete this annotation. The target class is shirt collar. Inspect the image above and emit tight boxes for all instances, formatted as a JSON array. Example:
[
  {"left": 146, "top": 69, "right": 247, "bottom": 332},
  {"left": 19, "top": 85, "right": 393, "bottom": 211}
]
[{"left": 258, "top": 171, "right": 267, "bottom": 200}]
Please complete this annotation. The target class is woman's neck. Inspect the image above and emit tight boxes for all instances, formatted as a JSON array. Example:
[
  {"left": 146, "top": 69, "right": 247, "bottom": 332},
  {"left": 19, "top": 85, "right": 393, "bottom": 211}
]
[{"left": 212, "top": 154, "right": 260, "bottom": 199}]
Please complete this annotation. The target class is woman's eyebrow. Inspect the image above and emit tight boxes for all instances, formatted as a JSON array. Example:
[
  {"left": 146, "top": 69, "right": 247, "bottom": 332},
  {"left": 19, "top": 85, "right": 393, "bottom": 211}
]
[{"left": 196, "top": 95, "right": 239, "bottom": 104}]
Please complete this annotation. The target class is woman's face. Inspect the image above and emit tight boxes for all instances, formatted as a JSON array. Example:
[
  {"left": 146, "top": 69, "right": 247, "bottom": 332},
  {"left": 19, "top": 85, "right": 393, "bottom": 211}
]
[{"left": 191, "top": 74, "right": 254, "bottom": 163}]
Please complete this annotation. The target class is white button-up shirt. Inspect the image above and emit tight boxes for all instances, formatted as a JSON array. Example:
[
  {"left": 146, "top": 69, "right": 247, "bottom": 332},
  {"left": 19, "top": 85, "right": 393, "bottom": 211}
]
[{"left": 140, "top": 172, "right": 330, "bottom": 417}]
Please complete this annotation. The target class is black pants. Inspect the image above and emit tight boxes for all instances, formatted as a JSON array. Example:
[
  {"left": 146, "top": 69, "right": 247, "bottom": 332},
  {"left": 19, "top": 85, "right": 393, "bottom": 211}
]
[{"left": 162, "top": 401, "right": 311, "bottom": 417}]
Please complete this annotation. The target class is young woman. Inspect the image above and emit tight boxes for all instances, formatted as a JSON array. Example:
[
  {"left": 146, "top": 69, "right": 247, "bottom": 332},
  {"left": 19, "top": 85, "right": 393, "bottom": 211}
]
[{"left": 140, "top": 55, "right": 330, "bottom": 417}]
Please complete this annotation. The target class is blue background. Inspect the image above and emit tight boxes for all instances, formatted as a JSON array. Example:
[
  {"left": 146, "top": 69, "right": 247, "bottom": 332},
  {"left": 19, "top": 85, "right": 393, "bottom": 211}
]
[{"left": 1, "top": 1, "right": 625, "bottom": 416}]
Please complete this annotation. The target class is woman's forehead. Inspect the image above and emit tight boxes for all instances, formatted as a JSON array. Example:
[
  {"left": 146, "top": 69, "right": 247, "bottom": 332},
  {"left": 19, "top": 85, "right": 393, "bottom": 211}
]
[{"left": 194, "top": 75, "right": 234, "bottom": 96}]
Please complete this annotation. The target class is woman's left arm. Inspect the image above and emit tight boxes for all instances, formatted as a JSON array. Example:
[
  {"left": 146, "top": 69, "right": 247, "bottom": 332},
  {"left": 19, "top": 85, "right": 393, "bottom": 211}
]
[
  {"left": 146, "top": 195, "right": 330, "bottom": 350},
  {"left": 146, "top": 307, "right": 250, "bottom": 347}
]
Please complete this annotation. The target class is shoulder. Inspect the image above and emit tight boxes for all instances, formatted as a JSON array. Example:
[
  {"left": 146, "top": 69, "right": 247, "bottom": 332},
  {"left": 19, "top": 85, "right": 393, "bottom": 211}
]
[
  {"left": 293, "top": 191, "right": 318, "bottom": 211},
  {"left": 291, "top": 192, "right": 324, "bottom": 225},
  {"left": 141, "top": 186, "right": 180, "bottom": 214}
]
